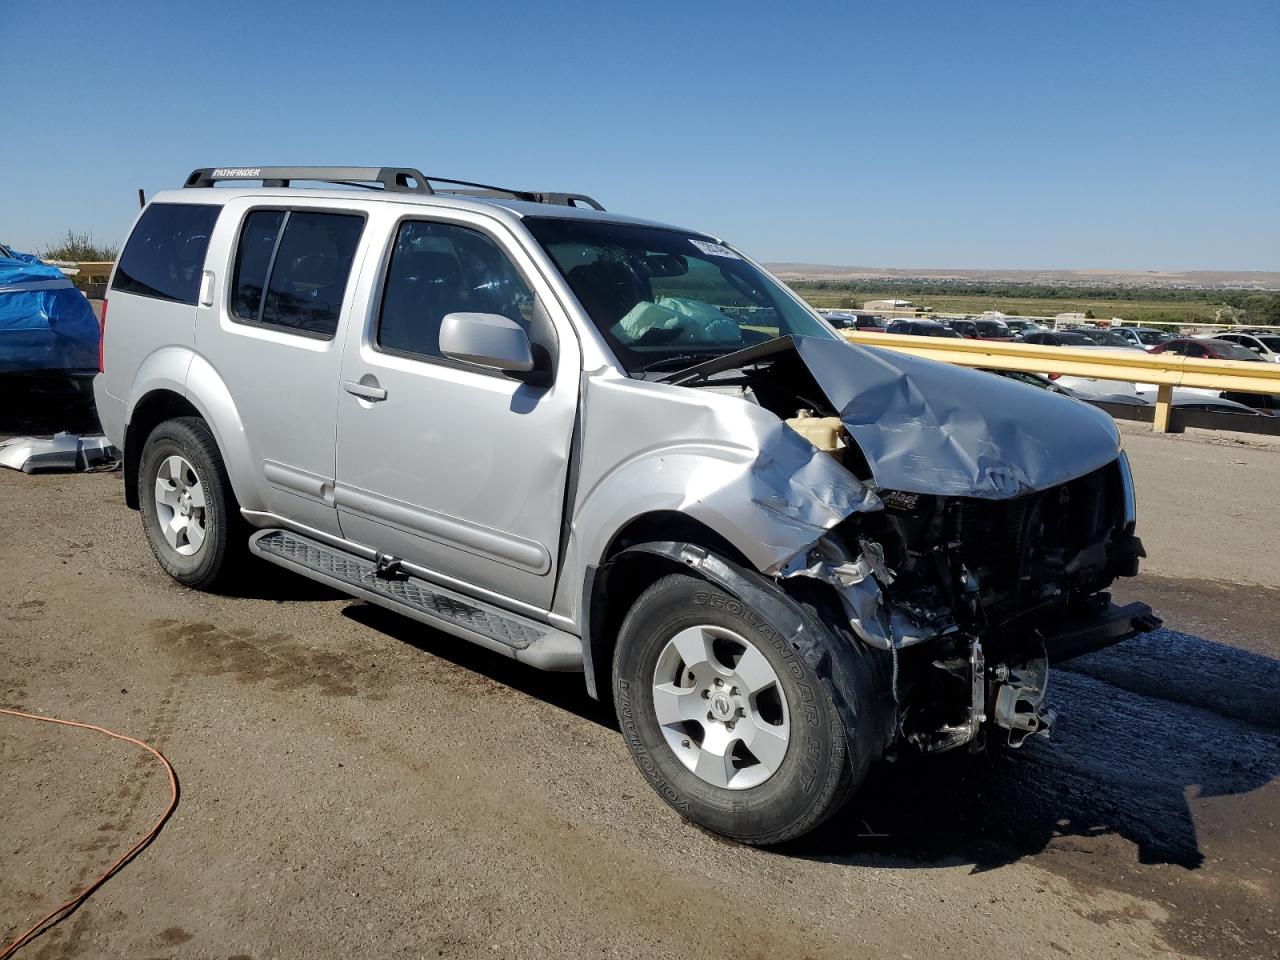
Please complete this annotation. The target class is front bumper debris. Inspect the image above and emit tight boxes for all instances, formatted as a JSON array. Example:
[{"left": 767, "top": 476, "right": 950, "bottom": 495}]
[{"left": 1039, "top": 599, "right": 1161, "bottom": 663}]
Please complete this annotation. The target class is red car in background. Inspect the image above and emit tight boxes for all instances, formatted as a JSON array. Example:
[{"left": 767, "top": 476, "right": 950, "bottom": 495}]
[
  {"left": 1151, "top": 338, "right": 1280, "bottom": 414},
  {"left": 1149, "top": 338, "right": 1263, "bottom": 362},
  {"left": 946, "top": 318, "right": 1015, "bottom": 341}
]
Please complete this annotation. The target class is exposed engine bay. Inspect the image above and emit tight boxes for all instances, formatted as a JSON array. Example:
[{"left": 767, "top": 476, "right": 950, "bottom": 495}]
[{"left": 666, "top": 336, "right": 1157, "bottom": 753}]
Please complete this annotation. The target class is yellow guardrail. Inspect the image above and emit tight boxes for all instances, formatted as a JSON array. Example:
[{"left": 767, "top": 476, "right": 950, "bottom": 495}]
[
  {"left": 840, "top": 330, "right": 1280, "bottom": 433},
  {"left": 71, "top": 261, "right": 114, "bottom": 280}
]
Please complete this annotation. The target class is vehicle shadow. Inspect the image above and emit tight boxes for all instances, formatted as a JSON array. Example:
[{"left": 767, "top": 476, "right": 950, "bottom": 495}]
[
  {"left": 346, "top": 597, "right": 1278, "bottom": 875},
  {"left": 223, "top": 559, "right": 349, "bottom": 602},
  {"left": 788, "top": 629, "right": 1280, "bottom": 874},
  {"left": 340, "top": 602, "right": 617, "bottom": 729}
]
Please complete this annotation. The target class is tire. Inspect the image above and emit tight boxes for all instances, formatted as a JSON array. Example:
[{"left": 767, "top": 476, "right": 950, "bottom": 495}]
[
  {"left": 613, "top": 572, "right": 873, "bottom": 845},
  {"left": 138, "top": 416, "right": 245, "bottom": 591}
]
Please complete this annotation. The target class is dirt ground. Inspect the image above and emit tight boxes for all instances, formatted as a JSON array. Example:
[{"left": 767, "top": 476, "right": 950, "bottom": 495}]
[{"left": 2, "top": 412, "right": 1277, "bottom": 959}]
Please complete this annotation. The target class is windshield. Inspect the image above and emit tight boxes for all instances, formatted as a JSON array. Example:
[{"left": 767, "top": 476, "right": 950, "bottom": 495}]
[
  {"left": 1077, "top": 328, "right": 1133, "bottom": 347},
  {"left": 1212, "top": 341, "right": 1263, "bottom": 361},
  {"left": 524, "top": 218, "right": 835, "bottom": 373},
  {"left": 1053, "top": 331, "right": 1094, "bottom": 346},
  {"left": 1136, "top": 329, "right": 1171, "bottom": 345},
  {"left": 975, "top": 320, "right": 1011, "bottom": 337},
  {"left": 1256, "top": 336, "right": 1280, "bottom": 351}
]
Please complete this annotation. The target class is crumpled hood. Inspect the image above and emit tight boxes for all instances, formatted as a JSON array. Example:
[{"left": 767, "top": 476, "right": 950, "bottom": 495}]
[{"left": 790, "top": 336, "right": 1121, "bottom": 499}]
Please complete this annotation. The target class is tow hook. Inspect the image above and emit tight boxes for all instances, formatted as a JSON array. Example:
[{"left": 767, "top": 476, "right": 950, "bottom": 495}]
[{"left": 992, "top": 655, "right": 1056, "bottom": 748}]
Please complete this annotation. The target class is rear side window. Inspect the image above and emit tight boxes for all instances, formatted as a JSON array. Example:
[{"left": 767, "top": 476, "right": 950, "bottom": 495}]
[
  {"left": 112, "top": 203, "right": 220, "bottom": 304},
  {"left": 230, "top": 210, "right": 364, "bottom": 339}
]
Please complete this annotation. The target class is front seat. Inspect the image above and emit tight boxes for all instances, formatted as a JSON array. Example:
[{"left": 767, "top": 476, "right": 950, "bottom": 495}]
[{"left": 566, "top": 260, "right": 645, "bottom": 327}]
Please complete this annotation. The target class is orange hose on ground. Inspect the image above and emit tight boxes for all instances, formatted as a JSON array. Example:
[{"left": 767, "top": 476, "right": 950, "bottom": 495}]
[{"left": 0, "top": 708, "right": 179, "bottom": 960}]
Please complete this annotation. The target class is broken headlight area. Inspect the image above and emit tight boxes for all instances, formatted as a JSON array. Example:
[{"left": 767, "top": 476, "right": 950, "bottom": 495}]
[{"left": 784, "top": 456, "right": 1151, "bottom": 752}]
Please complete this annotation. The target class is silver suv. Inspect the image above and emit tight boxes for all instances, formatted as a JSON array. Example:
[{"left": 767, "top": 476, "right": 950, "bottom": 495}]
[{"left": 96, "top": 166, "right": 1157, "bottom": 844}]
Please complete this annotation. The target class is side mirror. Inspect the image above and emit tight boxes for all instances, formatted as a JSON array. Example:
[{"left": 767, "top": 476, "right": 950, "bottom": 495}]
[{"left": 439, "top": 312, "right": 535, "bottom": 374}]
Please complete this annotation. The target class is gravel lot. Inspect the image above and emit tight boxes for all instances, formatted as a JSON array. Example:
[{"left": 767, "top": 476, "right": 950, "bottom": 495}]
[{"left": 2, "top": 412, "right": 1277, "bottom": 959}]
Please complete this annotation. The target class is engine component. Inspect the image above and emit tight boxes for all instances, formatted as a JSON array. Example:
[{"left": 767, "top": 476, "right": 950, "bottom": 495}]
[{"left": 784, "top": 409, "right": 845, "bottom": 454}]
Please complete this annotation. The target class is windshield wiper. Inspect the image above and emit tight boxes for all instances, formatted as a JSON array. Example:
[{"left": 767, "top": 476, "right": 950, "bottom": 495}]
[{"left": 636, "top": 354, "right": 715, "bottom": 375}]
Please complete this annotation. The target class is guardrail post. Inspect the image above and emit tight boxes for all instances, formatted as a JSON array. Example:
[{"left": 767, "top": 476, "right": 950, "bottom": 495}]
[{"left": 1153, "top": 384, "right": 1174, "bottom": 434}]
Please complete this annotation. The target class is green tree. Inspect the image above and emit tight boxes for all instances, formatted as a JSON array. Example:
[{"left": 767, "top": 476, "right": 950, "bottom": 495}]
[{"left": 42, "top": 230, "right": 117, "bottom": 262}]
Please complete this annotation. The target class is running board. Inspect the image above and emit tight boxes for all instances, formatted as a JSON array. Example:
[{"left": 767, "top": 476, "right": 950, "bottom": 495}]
[{"left": 249, "top": 529, "right": 583, "bottom": 672}]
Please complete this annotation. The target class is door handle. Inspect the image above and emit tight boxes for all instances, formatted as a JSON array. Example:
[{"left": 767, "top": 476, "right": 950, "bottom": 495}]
[{"left": 343, "top": 379, "right": 388, "bottom": 402}]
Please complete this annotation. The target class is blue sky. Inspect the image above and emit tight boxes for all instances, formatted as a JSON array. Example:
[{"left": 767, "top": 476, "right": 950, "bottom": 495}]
[{"left": 2, "top": 0, "right": 1276, "bottom": 269}]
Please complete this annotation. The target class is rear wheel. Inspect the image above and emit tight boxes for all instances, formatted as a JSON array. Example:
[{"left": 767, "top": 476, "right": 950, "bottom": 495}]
[
  {"left": 613, "top": 573, "right": 869, "bottom": 845},
  {"left": 138, "top": 417, "right": 244, "bottom": 591}
]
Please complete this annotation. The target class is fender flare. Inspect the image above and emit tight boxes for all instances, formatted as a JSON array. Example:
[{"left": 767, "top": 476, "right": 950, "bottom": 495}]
[
  {"left": 588, "top": 541, "right": 893, "bottom": 759},
  {"left": 181, "top": 352, "right": 263, "bottom": 512}
]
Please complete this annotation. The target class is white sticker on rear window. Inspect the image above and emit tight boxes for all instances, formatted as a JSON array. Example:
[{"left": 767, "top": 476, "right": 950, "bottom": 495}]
[{"left": 689, "top": 239, "right": 741, "bottom": 260}]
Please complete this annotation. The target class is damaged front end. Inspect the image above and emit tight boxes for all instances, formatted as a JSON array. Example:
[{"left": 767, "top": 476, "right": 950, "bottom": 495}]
[
  {"left": 668, "top": 335, "right": 1160, "bottom": 753},
  {"left": 782, "top": 459, "right": 1157, "bottom": 751}
]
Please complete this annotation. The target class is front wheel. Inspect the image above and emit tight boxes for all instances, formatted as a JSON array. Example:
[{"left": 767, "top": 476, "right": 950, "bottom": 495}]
[{"left": 613, "top": 573, "right": 871, "bottom": 845}]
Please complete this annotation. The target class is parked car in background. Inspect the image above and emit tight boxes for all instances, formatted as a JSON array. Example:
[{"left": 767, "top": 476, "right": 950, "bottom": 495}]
[
  {"left": 823, "top": 311, "right": 886, "bottom": 333},
  {"left": 884, "top": 319, "right": 964, "bottom": 338},
  {"left": 1219, "top": 391, "right": 1280, "bottom": 413},
  {"left": 1172, "top": 394, "right": 1276, "bottom": 416},
  {"left": 990, "top": 369, "right": 1273, "bottom": 418},
  {"left": 1003, "top": 319, "right": 1045, "bottom": 336},
  {"left": 1064, "top": 327, "right": 1146, "bottom": 350},
  {"left": 1151, "top": 338, "right": 1265, "bottom": 362},
  {"left": 946, "top": 318, "right": 1014, "bottom": 340},
  {"left": 1017, "top": 330, "right": 1100, "bottom": 348},
  {"left": 1013, "top": 329, "right": 1154, "bottom": 398},
  {"left": 1213, "top": 331, "right": 1280, "bottom": 362},
  {"left": 1112, "top": 326, "right": 1173, "bottom": 350}
]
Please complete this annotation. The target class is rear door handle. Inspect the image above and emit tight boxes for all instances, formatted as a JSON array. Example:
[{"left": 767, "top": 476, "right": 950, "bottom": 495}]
[{"left": 342, "top": 379, "right": 388, "bottom": 402}]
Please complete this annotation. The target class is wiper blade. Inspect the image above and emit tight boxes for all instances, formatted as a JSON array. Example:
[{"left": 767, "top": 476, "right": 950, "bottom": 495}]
[{"left": 636, "top": 354, "right": 713, "bottom": 374}]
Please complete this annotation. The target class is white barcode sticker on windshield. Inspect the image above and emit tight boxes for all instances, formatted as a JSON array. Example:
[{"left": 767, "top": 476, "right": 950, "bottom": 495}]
[{"left": 689, "top": 239, "right": 741, "bottom": 260}]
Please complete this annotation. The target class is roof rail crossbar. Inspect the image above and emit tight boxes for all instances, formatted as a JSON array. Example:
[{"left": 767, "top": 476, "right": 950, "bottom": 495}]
[
  {"left": 433, "top": 187, "right": 605, "bottom": 210},
  {"left": 183, "top": 166, "right": 604, "bottom": 209},
  {"left": 424, "top": 176, "right": 605, "bottom": 210},
  {"left": 185, "top": 166, "right": 433, "bottom": 193}
]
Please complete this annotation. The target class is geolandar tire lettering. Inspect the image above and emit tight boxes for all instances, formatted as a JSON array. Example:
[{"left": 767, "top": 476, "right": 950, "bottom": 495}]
[{"left": 612, "top": 572, "right": 860, "bottom": 845}]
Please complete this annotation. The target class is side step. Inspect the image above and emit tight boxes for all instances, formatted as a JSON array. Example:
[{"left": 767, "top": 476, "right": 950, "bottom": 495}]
[{"left": 249, "top": 529, "right": 583, "bottom": 672}]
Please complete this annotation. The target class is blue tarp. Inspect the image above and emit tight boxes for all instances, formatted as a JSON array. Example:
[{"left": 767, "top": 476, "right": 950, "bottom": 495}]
[{"left": 0, "top": 249, "right": 101, "bottom": 374}]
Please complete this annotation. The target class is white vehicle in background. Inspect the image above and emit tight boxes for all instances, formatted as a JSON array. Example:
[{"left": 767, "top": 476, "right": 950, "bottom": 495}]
[
  {"left": 1213, "top": 331, "right": 1280, "bottom": 362},
  {"left": 1112, "top": 327, "right": 1173, "bottom": 351},
  {"left": 1015, "top": 329, "right": 1148, "bottom": 399}
]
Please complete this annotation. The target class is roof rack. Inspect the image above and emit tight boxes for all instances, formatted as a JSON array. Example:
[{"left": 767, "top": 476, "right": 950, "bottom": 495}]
[{"left": 183, "top": 166, "right": 604, "bottom": 209}]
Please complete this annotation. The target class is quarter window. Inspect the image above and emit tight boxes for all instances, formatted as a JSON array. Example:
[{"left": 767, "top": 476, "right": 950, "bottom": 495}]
[
  {"left": 230, "top": 210, "right": 364, "bottom": 339},
  {"left": 112, "top": 203, "right": 221, "bottom": 304},
  {"left": 377, "top": 220, "right": 535, "bottom": 362}
]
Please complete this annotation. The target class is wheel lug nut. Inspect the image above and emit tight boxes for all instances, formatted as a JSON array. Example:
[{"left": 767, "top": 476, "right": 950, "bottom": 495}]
[
  {"left": 701, "top": 690, "right": 710, "bottom": 699},
  {"left": 714, "top": 678, "right": 723, "bottom": 687},
  {"left": 707, "top": 712, "right": 715, "bottom": 722},
  {"left": 681, "top": 739, "right": 690, "bottom": 748}
]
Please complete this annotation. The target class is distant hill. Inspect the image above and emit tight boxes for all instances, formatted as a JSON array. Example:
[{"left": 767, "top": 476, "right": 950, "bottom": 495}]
[{"left": 765, "top": 264, "right": 1280, "bottom": 292}]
